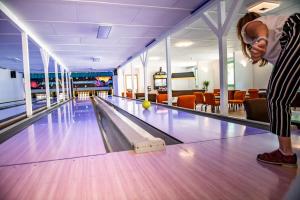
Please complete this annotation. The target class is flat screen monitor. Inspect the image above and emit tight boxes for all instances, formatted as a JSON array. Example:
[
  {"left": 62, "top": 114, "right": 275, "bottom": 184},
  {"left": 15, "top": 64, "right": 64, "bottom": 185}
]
[{"left": 155, "top": 79, "right": 166, "bottom": 87}]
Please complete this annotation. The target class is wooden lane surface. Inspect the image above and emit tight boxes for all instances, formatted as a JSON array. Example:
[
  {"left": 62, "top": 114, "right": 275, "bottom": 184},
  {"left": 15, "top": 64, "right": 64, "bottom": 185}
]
[
  {"left": 0, "top": 100, "right": 106, "bottom": 166},
  {"left": 0, "top": 133, "right": 299, "bottom": 200}
]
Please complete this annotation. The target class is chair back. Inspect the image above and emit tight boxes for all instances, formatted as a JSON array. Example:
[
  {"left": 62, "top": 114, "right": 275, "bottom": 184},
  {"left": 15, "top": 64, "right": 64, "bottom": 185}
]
[
  {"left": 135, "top": 93, "right": 145, "bottom": 99},
  {"left": 233, "top": 91, "right": 246, "bottom": 101},
  {"left": 204, "top": 93, "right": 216, "bottom": 106},
  {"left": 177, "top": 95, "right": 196, "bottom": 110},
  {"left": 244, "top": 98, "right": 269, "bottom": 123},
  {"left": 193, "top": 92, "right": 205, "bottom": 104},
  {"left": 248, "top": 89, "right": 259, "bottom": 99},
  {"left": 213, "top": 89, "right": 220, "bottom": 95},
  {"left": 126, "top": 92, "right": 132, "bottom": 99},
  {"left": 148, "top": 94, "right": 157, "bottom": 102},
  {"left": 228, "top": 90, "right": 235, "bottom": 100},
  {"left": 157, "top": 94, "right": 168, "bottom": 103}
]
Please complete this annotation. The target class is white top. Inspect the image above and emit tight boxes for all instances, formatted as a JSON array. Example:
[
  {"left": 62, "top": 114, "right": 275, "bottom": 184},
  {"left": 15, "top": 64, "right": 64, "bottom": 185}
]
[{"left": 241, "top": 15, "right": 289, "bottom": 65}]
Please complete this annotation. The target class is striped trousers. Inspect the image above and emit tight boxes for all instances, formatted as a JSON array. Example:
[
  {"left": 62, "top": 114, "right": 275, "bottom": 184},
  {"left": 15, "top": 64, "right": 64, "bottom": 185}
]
[{"left": 267, "top": 13, "right": 300, "bottom": 137}]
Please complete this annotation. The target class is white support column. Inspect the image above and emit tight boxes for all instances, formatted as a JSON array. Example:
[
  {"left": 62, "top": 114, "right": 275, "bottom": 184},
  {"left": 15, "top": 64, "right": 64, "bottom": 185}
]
[
  {"left": 61, "top": 67, "right": 65, "bottom": 101},
  {"left": 200, "top": 0, "right": 243, "bottom": 115},
  {"left": 40, "top": 48, "right": 50, "bottom": 108},
  {"left": 54, "top": 61, "right": 60, "bottom": 103},
  {"left": 218, "top": 35, "right": 228, "bottom": 115},
  {"left": 112, "top": 70, "right": 118, "bottom": 96},
  {"left": 65, "top": 71, "right": 69, "bottom": 100},
  {"left": 68, "top": 73, "right": 72, "bottom": 98},
  {"left": 122, "top": 70, "right": 126, "bottom": 96},
  {"left": 130, "top": 62, "right": 135, "bottom": 99},
  {"left": 21, "top": 32, "right": 33, "bottom": 117},
  {"left": 217, "top": 0, "right": 228, "bottom": 115},
  {"left": 165, "top": 36, "right": 172, "bottom": 106},
  {"left": 140, "top": 51, "right": 148, "bottom": 101}
]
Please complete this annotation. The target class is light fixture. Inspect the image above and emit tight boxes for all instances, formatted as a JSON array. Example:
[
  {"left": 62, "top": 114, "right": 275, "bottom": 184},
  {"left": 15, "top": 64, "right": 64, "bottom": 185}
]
[
  {"left": 174, "top": 40, "right": 194, "bottom": 48},
  {"left": 97, "top": 25, "right": 112, "bottom": 39},
  {"left": 201, "top": 67, "right": 208, "bottom": 72},
  {"left": 149, "top": 56, "right": 161, "bottom": 61},
  {"left": 240, "top": 59, "right": 247, "bottom": 67},
  {"left": 248, "top": 1, "right": 280, "bottom": 13}
]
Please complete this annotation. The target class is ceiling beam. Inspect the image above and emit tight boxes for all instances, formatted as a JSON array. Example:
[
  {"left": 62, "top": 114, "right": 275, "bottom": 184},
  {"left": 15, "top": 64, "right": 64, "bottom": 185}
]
[{"left": 63, "top": 0, "right": 193, "bottom": 11}]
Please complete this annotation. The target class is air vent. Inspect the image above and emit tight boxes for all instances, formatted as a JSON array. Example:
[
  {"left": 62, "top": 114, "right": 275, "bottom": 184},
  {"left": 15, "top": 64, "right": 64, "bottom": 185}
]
[
  {"left": 92, "top": 57, "right": 101, "bottom": 62},
  {"left": 145, "top": 39, "right": 156, "bottom": 48},
  {"left": 248, "top": 2, "right": 280, "bottom": 13},
  {"left": 97, "top": 25, "right": 112, "bottom": 39}
]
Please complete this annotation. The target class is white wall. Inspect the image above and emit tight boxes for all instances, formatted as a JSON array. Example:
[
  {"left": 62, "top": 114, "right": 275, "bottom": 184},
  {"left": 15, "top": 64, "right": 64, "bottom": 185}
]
[
  {"left": 234, "top": 51, "right": 273, "bottom": 90},
  {"left": 0, "top": 68, "right": 24, "bottom": 102},
  {"left": 171, "top": 66, "right": 196, "bottom": 90},
  {"left": 198, "top": 60, "right": 219, "bottom": 92},
  {"left": 117, "top": 68, "right": 124, "bottom": 96},
  {"left": 234, "top": 51, "right": 254, "bottom": 90},
  {"left": 253, "top": 63, "right": 273, "bottom": 89}
]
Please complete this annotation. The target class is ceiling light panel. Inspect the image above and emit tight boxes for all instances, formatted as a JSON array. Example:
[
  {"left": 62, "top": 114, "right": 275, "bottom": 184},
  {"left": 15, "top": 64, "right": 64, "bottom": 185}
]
[
  {"left": 97, "top": 25, "right": 112, "bottom": 39},
  {"left": 248, "top": 2, "right": 280, "bottom": 13},
  {"left": 174, "top": 40, "right": 194, "bottom": 47}
]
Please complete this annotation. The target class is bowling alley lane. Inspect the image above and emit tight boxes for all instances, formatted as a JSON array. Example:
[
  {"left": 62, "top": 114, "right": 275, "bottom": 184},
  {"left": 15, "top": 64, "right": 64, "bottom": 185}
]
[
  {"left": 0, "top": 100, "right": 106, "bottom": 166},
  {"left": 103, "top": 96, "right": 269, "bottom": 143}
]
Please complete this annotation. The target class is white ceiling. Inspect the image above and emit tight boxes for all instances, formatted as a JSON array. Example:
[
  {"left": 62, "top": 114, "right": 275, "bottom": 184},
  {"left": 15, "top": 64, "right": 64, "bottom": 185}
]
[
  {"left": 0, "top": 0, "right": 203, "bottom": 71},
  {"left": 134, "top": 0, "right": 300, "bottom": 70},
  {"left": 1, "top": 0, "right": 299, "bottom": 72}
]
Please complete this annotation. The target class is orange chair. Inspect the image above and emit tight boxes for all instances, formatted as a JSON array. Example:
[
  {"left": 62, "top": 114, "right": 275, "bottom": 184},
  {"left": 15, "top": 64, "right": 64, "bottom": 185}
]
[
  {"left": 248, "top": 89, "right": 259, "bottom": 99},
  {"left": 193, "top": 92, "right": 205, "bottom": 111},
  {"left": 228, "top": 90, "right": 235, "bottom": 100},
  {"left": 177, "top": 95, "right": 196, "bottom": 110},
  {"left": 204, "top": 93, "right": 220, "bottom": 113},
  {"left": 126, "top": 92, "right": 132, "bottom": 99},
  {"left": 213, "top": 89, "right": 220, "bottom": 96},
  {"left": 157, "top": 94, "right": 168, "bottom": 104},
  {"left": 228, "top": 91, "right": 246, "bottom": 110}
]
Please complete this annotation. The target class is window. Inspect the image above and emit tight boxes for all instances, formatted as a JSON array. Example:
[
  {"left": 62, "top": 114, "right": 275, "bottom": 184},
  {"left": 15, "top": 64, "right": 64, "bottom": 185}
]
[
  {"left": 227, "top": 59, "right": 235, "bottom": 89},
  {"left": 125, "top": 75, "right": 138, "bottom": 92}
]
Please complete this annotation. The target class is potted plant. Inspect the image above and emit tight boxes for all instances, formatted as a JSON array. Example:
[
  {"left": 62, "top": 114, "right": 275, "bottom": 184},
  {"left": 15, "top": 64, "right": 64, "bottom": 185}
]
[{"left": 202, "top": 80, "right": 209, "bottom": 91}]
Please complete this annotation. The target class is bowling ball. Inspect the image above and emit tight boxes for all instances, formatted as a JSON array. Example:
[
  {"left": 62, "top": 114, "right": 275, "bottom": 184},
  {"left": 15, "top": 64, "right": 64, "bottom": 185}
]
[{"left": 142, "top": 100, "right": 151, "bottom": 109}]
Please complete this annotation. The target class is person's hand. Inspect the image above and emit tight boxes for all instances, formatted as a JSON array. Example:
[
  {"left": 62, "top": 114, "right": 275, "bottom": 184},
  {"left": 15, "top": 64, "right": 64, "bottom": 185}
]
[{"left": 251, "top": 39, "right": 267, "bottom": 64}]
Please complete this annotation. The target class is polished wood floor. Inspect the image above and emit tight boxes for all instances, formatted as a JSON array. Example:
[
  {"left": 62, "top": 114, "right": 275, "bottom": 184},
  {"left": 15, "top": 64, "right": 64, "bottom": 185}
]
[
  {"left": 0, "top": 133, "right": 299, "bottom": 200},
  {"left": 0, "top": 99, "right": 299, "bottom": 199}
]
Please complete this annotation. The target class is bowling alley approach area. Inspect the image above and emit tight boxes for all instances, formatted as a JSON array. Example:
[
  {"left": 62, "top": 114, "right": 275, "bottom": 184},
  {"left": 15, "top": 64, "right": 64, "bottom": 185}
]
[{"left": 0, "top": 0, "right": 300, "bottom": 200}]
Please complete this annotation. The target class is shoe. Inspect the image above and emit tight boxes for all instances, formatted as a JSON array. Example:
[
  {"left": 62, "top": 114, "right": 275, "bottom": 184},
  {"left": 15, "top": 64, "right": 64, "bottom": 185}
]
[{"left": 257, "top": 149, "right": 298, "bottom": 167}]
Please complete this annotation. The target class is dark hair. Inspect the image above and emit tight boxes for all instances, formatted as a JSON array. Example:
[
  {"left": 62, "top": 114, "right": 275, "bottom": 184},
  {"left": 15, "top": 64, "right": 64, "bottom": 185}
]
[{"left": 237, "top": 12, "right": 267, "bottom": 66}]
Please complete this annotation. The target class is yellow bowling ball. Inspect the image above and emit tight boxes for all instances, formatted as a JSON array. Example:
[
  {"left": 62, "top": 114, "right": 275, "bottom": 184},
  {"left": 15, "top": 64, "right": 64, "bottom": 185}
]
[{"left": 142, "top": 100, "right": 151, "bottom": 109}]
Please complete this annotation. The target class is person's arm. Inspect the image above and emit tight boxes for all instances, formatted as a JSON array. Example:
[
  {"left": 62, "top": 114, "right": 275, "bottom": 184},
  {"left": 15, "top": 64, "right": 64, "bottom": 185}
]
[{"left": 244, "top": 21, "right": 269, "bottom": 63}]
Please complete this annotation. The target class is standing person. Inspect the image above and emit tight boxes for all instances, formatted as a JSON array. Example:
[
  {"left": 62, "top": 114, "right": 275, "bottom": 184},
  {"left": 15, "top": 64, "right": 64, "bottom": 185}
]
[{"left": 237, "top": 12, "right": 300, "bottom": 167}]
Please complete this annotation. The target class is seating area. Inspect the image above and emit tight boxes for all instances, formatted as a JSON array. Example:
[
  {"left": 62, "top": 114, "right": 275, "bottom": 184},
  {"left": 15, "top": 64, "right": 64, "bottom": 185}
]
[{"left": 119, "top": 90, "right": 299, "bottom": 124}]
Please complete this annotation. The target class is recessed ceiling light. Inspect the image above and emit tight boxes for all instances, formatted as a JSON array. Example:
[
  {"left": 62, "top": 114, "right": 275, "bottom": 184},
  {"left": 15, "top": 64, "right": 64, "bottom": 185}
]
[
  {"left": 174, "top": 40, "right": 194, "bottom": 48},
  {"left": 149, "top": 56, "right": 161, "bottom": 61},
  {"left": 248, "top": 1, "right": 280, "bottom": 13}
]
